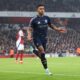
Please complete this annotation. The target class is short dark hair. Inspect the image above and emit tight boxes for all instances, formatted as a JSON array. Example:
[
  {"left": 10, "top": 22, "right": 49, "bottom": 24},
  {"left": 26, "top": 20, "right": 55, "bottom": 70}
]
[{"left": 36, "top": 4, "right": 45, "bottom": 9}]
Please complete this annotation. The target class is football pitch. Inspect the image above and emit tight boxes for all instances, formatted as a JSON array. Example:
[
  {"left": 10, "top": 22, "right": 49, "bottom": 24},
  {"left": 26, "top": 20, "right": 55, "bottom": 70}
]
[{"left": 0, "top": 57, "right": 80, "bottom": 80}]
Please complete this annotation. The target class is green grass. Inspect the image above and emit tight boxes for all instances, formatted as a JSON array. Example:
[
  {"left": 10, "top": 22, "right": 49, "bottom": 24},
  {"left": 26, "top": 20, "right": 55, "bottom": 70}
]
[{"left": 0, "top": 57, "right": 80, "bottom": 80}]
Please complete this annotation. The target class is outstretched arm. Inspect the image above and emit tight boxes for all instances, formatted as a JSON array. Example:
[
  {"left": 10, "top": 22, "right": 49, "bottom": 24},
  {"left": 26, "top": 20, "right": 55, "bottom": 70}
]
[{"left": 48, "top": 23, "right": 66, "bottom": 33}]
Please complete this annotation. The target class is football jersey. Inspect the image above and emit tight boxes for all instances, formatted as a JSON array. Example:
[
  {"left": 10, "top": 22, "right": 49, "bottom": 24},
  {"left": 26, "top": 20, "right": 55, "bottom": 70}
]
[
  {"left": 29, "top": 15, "right": 51, "bottom": 38},
  {"left": 16, "top": 29, "right": 24, "bottom": 45}
]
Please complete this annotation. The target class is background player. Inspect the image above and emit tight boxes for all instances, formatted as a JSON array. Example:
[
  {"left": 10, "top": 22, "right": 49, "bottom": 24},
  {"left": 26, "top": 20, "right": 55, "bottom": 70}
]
[
  {"left": 27, "top": 4, "right": 66, "bottom": 75},
  {"left": 16, "top": 27, "right": 24, "bottom": 64}
]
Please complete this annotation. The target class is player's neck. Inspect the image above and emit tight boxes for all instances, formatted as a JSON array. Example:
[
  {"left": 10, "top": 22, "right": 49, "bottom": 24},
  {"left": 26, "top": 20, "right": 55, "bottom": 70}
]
[{"left": 37, "top": 14, "right": 44, "bottom": 17}]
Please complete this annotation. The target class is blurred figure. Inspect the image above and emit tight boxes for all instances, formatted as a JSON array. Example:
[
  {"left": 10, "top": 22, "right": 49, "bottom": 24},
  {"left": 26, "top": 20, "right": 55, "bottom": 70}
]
[
  {"left": 9, "top": 48, "right": 14, "bottom": 58},
  {"left": 76, "top": 48, "right": 80, "bottom": 56},
  {"left": 16, "top": 27, "right": 24, "bottom": 64}
]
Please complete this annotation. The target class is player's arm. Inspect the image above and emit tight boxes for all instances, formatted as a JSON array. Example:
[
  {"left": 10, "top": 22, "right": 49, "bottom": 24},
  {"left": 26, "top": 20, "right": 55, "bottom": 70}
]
[
  {"left": 48, "top": 23, "right": 61, "bottom": 31},
  {"left": 27, "top": 17, "right": 34, "bottom": 41},
  {"left": 47, "top": 17, "right": 66, "bottom": 32},
  {"left": 27, "top": 27, "right": 33, "bottom": 41},
  {"left": 48, "top": 23, "right": 66, "bottom": 33}
]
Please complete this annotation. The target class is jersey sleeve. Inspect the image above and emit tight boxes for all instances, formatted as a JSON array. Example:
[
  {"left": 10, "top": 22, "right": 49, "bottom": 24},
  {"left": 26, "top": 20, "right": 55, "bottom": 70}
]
[
  {"left": 29, "top": 18, "right": 34, "bottom": 28},
  {"left": 47, "top": 16, "right": 51, "bottom": 25},
  {"left": 19, "top": 30, "right": 24, "bottom": 37}
]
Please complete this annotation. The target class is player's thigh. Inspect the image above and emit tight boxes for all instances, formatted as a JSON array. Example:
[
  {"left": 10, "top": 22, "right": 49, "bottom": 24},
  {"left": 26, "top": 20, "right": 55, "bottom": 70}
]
[
  {"left": 42, "top": 42, "right": 47, "bottom": 51},
  {"left": 33, "top": 38, "right": 45, "bottom": 53},
  {"left": 42, "top": 38, "right": 47, "bottom": 51},
  {"left": 37, "top": 45, "right": 45, "bottom": 53}
]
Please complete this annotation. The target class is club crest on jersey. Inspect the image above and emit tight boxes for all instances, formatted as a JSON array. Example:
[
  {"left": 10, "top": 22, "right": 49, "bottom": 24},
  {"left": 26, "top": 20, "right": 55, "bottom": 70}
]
[
  {"left": 37, "top": 21, "right": 41, "bottom": 24},
  {"left": 45, "top": 19, "right": 48, "bottom": 23}
]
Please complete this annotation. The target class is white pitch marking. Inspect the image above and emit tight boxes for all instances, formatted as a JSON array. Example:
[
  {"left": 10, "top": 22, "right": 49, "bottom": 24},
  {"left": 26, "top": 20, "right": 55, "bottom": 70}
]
[{"left": 0, "top": 71, "right": 80, "bottom": 77}]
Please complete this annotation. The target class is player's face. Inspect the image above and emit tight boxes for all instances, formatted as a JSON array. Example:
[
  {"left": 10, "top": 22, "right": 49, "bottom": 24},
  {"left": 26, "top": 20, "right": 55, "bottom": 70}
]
[{"left": 37, "top": 6, "right": 45, "bottom": 16}]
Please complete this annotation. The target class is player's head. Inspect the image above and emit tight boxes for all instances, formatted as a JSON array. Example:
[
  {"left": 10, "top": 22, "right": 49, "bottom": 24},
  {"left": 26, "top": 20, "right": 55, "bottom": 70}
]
[{"left": 36, "top": 4, "right": 45, "bottom": 16}]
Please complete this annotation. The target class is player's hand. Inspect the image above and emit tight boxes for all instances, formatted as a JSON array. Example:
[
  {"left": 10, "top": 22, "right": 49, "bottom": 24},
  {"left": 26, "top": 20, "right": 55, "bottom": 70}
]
[
  {"left": 58, "top": 27, "right": 67, "bottom": 33},
  {"left": 27, "top": 35, "right": 32, "bottom": 41}
]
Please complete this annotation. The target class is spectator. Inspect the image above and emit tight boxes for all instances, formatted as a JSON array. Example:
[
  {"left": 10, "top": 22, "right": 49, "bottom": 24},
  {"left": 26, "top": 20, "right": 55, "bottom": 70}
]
[{"left": 0, "top": 0, "right": 80, "bottom": 12}]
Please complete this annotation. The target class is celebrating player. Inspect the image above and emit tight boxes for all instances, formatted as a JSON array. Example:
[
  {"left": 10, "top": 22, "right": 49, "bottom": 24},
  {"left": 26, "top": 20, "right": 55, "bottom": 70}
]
[
  {"left": 27, "top": 4, "right": 66, "bottom": 75},
  {"left": 16, "top": 27, "right": 24, "bottom": 64}
]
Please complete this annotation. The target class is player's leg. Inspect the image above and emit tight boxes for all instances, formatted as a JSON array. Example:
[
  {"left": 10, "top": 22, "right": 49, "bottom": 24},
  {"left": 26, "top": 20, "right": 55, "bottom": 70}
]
[
  {"left": 34, "top": 38, "right": 48, "bottom": 69},
  {"left": 16, "top": 43, "right": 19, "bottom": 63},
  {"left": 37, "top": 45, "right": 52, "bottom": 75},
  {"left": 33, "top": 38, "right": 52, "bottom": 75},
  {"left": 16, "top": 52, "right": 19, "bottom": 63},
  {"left": 16, "top": 53, "right": 19, "bottom": 60},
  {"left": 33, "top": 49, "right": 41, "bottom": 58},
  {"left": 18, "top": 44, "right": 24, "bottom": 64},
  {"left": 37, "top": 39, "right": 48, "bottom": 69},
  {"left": 33, "top": 38, "right": 48, "bottom": 68},
  {"left": 33, "top": 38, "right": 42, "bottom": 58},
  {"left": 19, "top": 50, "right": 24, "bottom": 64},
  {"left": 43, "top": 42, "right": 52, "bottom": 75},
  {"left": 37, "top": 45, "right": 47, "bottom": 68}
]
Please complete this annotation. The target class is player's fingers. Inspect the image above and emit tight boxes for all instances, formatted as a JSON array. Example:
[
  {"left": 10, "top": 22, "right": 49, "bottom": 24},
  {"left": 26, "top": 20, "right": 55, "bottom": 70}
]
[
  {"left": 27, "top": 37, "right": 33, "bottom": 41},
  {"left": 59, "top": 29, "right": 67, "bottom": 33}
]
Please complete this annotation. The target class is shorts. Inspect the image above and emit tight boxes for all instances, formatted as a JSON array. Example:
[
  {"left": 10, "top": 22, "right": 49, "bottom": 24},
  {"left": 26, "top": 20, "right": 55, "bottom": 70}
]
[
  {"left": 33, "top": 37, "right": 47, "bottom": 51},
  {"left": 16, "top": 42, "right": 24, "bottom": 51}
]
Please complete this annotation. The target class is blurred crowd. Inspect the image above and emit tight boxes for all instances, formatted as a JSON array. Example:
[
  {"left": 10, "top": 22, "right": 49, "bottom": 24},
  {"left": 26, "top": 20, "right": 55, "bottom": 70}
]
[
  {"left": 46, "top": 29, "right": 80, "bottom": 54},
  {"left": 0, "top": 23, "right": 80, "bottom": 55},
  {"left": 0, "top": 25, "right": 16, "bottom": 55},
  {"left": 0, "top": 0, "right": 80, "bottom": 12}
]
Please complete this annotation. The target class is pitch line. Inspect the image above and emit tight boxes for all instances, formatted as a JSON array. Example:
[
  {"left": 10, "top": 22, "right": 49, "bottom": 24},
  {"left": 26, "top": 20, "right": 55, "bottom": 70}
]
[{"left": 0, "top": 71, "right": 80, "bottom": 77}]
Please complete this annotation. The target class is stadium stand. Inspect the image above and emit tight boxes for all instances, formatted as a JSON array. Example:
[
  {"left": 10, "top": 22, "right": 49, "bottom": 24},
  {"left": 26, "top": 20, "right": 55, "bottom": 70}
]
[
  {"left": 0, "top": 0, "right": 80, "bottom": 12},
  {"left": 0, "top": 18, "right": 80, "bottom": 55}
]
